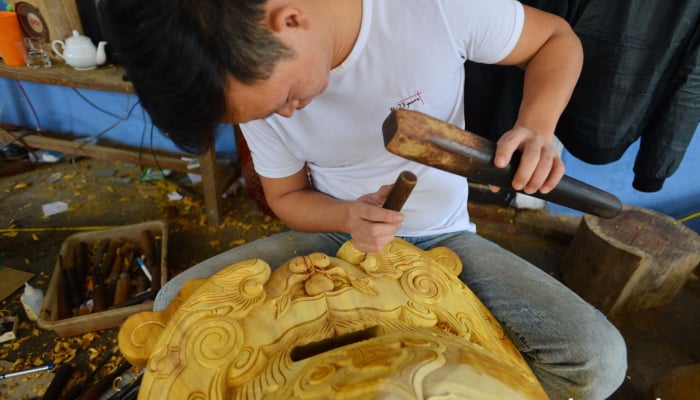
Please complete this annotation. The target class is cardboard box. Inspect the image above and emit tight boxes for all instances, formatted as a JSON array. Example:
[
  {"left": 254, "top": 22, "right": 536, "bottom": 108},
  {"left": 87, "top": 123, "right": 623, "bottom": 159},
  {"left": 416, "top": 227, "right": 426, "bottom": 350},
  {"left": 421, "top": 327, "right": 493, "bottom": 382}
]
[
  {"left": 38, "top": 221, "right": 168, "bottom": 337},
  {"left": 14, "top": 0, "right": 83, "bottom": 43},
  {"left": 0, "top": 315, "right": 18, "bottom": 343},
  {"left": 0, "top": 264, "right": 34, "bottom": 303}
]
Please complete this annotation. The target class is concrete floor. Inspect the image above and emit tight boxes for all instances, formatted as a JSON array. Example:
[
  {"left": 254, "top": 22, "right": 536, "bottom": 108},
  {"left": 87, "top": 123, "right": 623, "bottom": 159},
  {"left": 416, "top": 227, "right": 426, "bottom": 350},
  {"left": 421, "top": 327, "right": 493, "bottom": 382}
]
[{"left": 0, "top": 156, "right": 698, "bottom": 399}]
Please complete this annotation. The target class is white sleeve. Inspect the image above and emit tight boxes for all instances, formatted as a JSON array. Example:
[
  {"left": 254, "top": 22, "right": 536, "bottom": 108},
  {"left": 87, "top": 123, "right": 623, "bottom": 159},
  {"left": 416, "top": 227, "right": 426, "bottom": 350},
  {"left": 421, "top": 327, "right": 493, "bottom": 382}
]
[
  {"left": 441, "top": 0, "right": 524, "bottom": 64},
  {"left": 239, "top": 120, "right": 306, "bottom": 178}
]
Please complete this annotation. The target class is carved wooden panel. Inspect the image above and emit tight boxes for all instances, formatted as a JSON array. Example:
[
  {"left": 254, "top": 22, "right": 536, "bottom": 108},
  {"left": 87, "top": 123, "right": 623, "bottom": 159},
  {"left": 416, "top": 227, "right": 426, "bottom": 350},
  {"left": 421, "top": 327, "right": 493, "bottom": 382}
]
[{"left": 119, "top": 238, "right": 547, "bottom": 399}]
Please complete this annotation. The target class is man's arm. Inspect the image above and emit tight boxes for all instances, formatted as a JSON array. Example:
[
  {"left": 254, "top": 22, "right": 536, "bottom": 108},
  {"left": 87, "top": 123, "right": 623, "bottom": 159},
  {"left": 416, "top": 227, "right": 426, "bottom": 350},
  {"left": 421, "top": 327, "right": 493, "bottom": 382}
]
[
  {"left": 259, "top": 168, "right": 403, "bottom": 253},
  {"left": 494, "top": 5, "right": 583, "bottom": 194}
]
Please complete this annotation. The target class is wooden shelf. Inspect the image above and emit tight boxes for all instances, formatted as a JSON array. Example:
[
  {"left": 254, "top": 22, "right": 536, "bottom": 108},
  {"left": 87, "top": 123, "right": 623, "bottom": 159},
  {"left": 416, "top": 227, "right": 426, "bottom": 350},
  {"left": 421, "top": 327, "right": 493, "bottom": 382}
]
[
  {"left": 0, "top": 62, "right": 134, "bottom": 93},
  {"left": 1, "top": 62, "right": 228, "bottom": 225}
]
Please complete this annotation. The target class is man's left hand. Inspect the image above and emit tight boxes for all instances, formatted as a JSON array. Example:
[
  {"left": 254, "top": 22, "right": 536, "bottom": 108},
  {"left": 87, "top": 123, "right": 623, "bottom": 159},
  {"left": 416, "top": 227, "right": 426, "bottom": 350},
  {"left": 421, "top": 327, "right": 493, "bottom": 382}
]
[{"left": 494, "top": 126, "right": 565, "bottom": 194}]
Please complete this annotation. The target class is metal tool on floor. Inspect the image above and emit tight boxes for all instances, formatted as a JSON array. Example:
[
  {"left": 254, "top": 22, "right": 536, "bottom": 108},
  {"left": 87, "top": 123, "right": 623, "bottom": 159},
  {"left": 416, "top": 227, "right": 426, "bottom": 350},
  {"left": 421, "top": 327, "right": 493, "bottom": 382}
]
[{"left": 0, "top": 363, "right": 54, "bottom": 380}]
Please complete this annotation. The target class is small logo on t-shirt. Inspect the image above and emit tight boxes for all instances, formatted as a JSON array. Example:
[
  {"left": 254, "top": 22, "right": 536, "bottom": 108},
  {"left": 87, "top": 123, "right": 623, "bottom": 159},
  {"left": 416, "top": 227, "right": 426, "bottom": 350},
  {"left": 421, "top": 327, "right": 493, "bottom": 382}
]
[{"left": 391, "top": 91, "right": 424, "bottom": 111}]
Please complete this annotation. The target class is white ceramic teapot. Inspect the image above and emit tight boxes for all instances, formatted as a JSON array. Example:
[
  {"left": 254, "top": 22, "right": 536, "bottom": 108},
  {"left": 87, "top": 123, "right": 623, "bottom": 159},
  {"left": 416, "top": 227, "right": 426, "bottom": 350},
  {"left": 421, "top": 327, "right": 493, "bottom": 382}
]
[{"left": 51, "top": 30, "right": 107, "bottom": 70}]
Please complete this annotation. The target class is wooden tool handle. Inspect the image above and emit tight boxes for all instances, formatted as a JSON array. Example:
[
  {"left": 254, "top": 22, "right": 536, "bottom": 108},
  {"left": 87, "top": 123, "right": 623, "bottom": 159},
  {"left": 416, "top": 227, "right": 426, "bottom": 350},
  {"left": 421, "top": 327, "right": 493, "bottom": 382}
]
[
  {"left": 383, "top": 109, "right": 623, "bottom": 218},
  {"left": 42, "top": 364, "right": 74, "bottom": 400},
  {"left": 101, "top": 240, "right": 121, "bottom": 277},
  {"left": 74, "top": 242, "right": 89, "bottom": 293},
  {"left": 113, "top": 274, "right": 130, "bottom": 307},
  {"left": 383, "top": 170, "right": 417, "bottom": 211},
  {"left": 92, "top": 285, "right": 109, "bottom": 313},
  {"left": 93, "top": 239, "right": 110, "bottom": 274},
  {"left": 59, "top": 252, "right": 82, "bottom": 312},
  {"left": 56, "top": 256, "right": 73, "bottom": 319},
  {"left": 63, "top": 266, "right": 82, "bottom": 310}
]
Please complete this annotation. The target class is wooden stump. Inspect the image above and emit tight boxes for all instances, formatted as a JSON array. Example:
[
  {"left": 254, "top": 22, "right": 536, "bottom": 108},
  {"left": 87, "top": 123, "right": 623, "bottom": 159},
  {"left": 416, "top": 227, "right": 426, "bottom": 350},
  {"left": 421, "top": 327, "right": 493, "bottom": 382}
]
[
  {"left": 647, "top": 363, "right": 700, "bottom": 400},
  {"left": 562, "top": 205, "right": 700, "bottom": 315}
]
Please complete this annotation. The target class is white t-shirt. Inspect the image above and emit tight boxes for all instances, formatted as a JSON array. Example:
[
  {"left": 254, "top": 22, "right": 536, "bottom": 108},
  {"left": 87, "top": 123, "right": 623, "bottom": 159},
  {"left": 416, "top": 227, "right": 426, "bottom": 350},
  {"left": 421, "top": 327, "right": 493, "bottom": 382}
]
[{"left": 242, "top": 0, "right": 524, "bottom": 236}]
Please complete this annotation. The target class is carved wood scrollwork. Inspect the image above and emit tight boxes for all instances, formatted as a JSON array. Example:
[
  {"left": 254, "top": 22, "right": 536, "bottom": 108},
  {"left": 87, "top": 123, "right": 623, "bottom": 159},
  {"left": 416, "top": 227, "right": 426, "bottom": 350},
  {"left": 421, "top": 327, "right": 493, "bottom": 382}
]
[{"left": 118, "top": 238, "right": 548, "bottom": 399}]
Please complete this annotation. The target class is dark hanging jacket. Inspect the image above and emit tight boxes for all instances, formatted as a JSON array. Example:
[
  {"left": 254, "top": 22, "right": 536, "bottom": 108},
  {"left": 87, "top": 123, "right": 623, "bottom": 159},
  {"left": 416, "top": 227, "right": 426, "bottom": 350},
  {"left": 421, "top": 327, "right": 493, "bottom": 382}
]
[{"left": 464, "top": 0, "right": 700, "bottom": 192}]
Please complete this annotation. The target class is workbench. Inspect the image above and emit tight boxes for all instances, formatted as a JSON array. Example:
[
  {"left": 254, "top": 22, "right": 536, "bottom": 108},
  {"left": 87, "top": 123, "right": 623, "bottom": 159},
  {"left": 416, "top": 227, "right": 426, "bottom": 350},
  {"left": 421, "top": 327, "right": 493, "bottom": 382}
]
[{"left": 0, "top": 62, "right": 229, "bottom": 225}]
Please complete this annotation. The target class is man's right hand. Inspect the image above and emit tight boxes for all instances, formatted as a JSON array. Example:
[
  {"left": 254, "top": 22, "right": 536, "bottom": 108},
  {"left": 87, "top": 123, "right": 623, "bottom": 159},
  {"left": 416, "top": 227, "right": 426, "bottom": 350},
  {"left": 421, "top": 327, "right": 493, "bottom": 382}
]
[
  {"left": 260, "top": 171, "right": 404, "bottom": 253},
  {"left": 346, "top": 185, "right": 404, "bottom": 253}
]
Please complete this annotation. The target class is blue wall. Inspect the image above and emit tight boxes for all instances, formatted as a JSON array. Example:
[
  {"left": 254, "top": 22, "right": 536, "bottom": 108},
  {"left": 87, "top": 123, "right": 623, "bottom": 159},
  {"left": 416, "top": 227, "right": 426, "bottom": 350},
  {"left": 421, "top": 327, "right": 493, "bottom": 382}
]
[
  {"left": 2, "top": 77, "right": 699, "bottom": 233},
  {"left": 0, "top": 79, "right": 235, "bottom": 157}
]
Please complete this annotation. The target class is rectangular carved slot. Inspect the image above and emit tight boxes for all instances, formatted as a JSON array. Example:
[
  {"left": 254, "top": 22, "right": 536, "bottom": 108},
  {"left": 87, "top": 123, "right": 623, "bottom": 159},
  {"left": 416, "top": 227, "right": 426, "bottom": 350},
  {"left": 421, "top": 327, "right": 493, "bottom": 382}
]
[{"left": 290, "top": 325, "right": 380, "bottom": 362}]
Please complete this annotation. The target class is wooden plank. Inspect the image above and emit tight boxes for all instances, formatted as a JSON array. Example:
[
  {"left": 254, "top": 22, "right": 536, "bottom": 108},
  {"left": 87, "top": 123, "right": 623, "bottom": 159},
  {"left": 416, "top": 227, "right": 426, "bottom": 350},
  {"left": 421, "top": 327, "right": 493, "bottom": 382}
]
[
  {"left": 0, "top": 129, "right": 190, "bottom": 172},
  {"left": 0, "top": 158, "right": 34, "bottom": 177}
]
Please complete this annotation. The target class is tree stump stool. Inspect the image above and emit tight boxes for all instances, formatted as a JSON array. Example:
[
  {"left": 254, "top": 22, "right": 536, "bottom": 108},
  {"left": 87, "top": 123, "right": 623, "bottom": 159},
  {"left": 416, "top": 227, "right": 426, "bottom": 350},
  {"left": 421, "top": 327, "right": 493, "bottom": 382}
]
[
  {"left": 118, "top": 238, "right": 548, "bottom": 399},
  {"left": 562, "top": 205, "right": 700, "bottom": 315},
  {"left": 647, "top": 363, "right": 700, "bottom": 400}
]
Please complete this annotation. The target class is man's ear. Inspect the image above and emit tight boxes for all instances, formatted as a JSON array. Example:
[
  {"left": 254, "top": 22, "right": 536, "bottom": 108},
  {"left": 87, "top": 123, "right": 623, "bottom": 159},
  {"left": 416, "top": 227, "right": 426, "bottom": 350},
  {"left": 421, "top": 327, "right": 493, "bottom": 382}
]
[{"left": 268, "top": 4, "right": 310, "bottom": 34}]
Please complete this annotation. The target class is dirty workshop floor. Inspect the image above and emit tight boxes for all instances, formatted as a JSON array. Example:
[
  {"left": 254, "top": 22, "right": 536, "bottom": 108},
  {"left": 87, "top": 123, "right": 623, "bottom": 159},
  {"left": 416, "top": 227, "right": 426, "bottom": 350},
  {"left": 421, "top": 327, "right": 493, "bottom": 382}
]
[{"left": 0, "top": 156, "right": 698, "bottom": 399}]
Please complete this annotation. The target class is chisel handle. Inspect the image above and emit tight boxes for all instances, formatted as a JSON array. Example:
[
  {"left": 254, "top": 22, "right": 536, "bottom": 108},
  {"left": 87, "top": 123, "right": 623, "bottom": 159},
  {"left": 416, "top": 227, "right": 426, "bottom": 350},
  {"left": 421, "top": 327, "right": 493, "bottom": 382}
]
[{"left": 383, "top": 170, "right": 417, "bottom": 212}]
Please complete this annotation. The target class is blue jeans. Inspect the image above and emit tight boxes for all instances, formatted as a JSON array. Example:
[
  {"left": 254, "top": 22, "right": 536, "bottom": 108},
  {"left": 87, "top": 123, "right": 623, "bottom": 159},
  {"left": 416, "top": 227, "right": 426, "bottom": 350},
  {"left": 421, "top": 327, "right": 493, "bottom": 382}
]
[{"left": 154, "top": 230, "right": 627, "bottom": 400}]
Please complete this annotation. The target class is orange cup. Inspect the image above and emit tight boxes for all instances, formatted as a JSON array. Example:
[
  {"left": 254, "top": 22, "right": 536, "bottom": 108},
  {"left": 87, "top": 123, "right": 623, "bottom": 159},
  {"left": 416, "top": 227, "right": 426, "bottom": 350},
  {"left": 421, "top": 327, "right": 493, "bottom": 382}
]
[{"left": 0, "top": 11, "right": 27, "bottom": 66}]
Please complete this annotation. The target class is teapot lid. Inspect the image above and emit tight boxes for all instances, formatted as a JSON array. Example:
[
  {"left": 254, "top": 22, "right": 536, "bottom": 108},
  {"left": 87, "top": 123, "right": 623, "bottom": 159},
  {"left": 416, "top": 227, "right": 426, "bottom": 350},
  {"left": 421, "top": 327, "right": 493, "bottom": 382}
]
[{"left": 65, "top": 30, "right": 91, "bottom": 44}]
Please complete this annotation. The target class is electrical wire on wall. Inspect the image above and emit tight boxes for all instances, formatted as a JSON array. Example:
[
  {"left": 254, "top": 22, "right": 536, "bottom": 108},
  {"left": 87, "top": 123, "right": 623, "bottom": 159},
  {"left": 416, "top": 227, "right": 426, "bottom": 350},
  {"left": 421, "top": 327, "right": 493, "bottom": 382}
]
[
  {"left": 1, "top": 80, "right": 44, "bottom": 154},
  {"left": 71, "top": 87, "right": 132, "bottom": 120},
  {"left": 71, "top": 88, "right": 141, "bottom": 149},
  {"left": 5, "top": 83, "right": 136, "bottom": 145},
  {"left": 15, "top": 80, "right": 42, "bottom": 131},
  {"left": 138, "top": 106, "right": 148, "bottom": 167},
  {"left": 2, "top": 84, "right": 142, "bottom": 163},
  {"left": 8, "top": 81, "right": 185, "bottom": 187},
  {"left": 0, "top": 90, "right": 9, "bottom": 120},
  {"left": 137, "top": 107, "right": 169, "bottom": 176},
  {"left": 74, "top": 87, "right": 173, "bottom": 179}
]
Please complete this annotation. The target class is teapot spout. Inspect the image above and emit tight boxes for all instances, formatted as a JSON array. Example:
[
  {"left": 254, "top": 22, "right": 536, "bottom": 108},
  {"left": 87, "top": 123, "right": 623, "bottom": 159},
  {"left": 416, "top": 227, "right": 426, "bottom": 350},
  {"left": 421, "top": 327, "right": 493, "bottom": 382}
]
[{"left": 96, "top": 41, "right": 108, "bottom": 65}]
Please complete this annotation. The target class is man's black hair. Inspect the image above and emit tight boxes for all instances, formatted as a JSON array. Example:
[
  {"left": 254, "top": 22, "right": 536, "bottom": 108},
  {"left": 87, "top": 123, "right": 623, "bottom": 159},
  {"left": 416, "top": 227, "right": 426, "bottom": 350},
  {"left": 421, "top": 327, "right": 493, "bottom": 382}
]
[{"left": 106, "top": 0, "right": 293, "bottom": 154}]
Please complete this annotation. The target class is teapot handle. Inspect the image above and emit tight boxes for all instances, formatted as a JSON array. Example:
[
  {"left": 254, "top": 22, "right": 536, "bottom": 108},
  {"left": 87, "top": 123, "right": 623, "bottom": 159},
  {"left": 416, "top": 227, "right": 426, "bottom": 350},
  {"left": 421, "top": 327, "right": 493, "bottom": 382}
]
[{"left": 51, "top": 40, "right": 65, "bottom": 60}]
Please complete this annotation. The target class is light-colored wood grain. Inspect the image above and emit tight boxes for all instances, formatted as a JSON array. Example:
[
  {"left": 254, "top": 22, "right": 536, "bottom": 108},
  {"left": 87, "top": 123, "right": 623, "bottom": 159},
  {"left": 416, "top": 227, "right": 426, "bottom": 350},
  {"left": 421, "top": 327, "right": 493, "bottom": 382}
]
[{"left": 119, "top": 238, "right": 547, "bottom": 399}]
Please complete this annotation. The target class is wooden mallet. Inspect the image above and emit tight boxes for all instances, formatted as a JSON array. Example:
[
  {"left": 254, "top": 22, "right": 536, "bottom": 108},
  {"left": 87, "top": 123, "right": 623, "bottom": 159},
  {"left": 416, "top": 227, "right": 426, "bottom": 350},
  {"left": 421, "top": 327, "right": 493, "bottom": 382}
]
[{"left": 382, "top": 109, "right": 622, "bottom": 218}]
